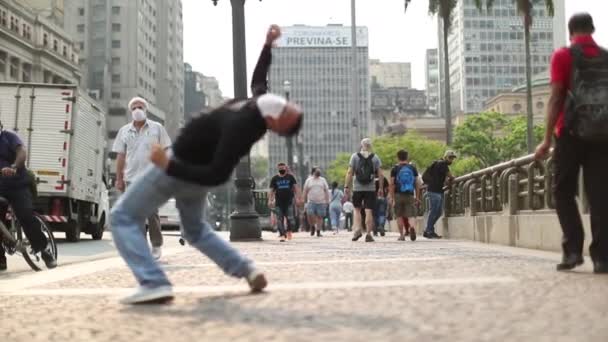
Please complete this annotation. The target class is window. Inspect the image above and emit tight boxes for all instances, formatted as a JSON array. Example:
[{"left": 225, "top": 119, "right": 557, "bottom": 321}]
[
  {"left": 0, "top": 51, "right": 6, "bottom": 73},
  {"left": 513, "top": 103, "right": 522, "bottom": 112},
  {"left": 9, "top": 57, "right": 19, "bottom": 79},
  {"left": 0, "top": 9, "right": 7, "bottom": 27},
  {"left": 62, "top": 46, "right": 67, "bottom": 57},
  {"left": 78, "top": 8, "right": 85, "bottom": 16},
  {"left": 111, "top": 57, "right": 120, "bottom": 65},
  {"left": 109, "top": 108, "right": 126, "bottom": 116},
  {"left": 112, "top": 6, "right": 121, "bottom": 15},
  {"left": 111, "top": 92, "right": 121, "bottom": 99},
  {"left": 53, "top": 39, "right": 58, "bottom": 51},
  {"left": 112, "top": 40, "right": 121, "bottom": 48},
  {"left": 22, "top": 63, "right": 32, "bottom": 82},
  {"left": 43, "top": 33, "right": 48, "bottom": 46},
  {"left": 10, "top": 16, "right": 18, "bottom": 33},
  {"left": 79, "top": 42, "right": 84, "bottom": 50},
  {"left": 77, "top": 24, "right": 85, "bottom": 33},
  {"left": 112, "top": 23, "right": 121, "bottom": 32},
  {"left": 112, "top": 74, "right": 121, "bottom": 83}
]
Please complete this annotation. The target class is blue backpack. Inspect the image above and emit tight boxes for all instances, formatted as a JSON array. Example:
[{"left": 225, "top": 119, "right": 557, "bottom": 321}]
[{"left": 396, "top": 164, "right": 415, "bottom": 193}]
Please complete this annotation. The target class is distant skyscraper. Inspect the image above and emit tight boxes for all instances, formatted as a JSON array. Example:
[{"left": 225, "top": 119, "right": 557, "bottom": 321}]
[
  {"left": 425, "top": 49, "right": 439, "bottom": 115},
  {"left": 268, "top": 24, "right": 370, "bottom": 173},
  {"left": 437, "top": 0, "right": 566, "bottom": 116},
  {"left": 64, "top": 0, "right": 184, "bottom": 151},
  {"left": 369, "top": 59, "right": 411, "bottom": 88}
]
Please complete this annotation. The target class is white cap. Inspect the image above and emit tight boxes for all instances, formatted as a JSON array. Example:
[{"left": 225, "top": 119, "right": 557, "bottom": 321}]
[
  {"left": 256, "top": 94, "right": 287, "bottom": 119},
  {"left": 128, "top": 96, "right": 148, "bottom": 110}
]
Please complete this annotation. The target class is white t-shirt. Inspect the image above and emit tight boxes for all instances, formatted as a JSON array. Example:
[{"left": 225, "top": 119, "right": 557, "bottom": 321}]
[
  {"left": 343, "top": 201, "right": 354, "bottom": 213},
  {"left": 304, "top": 176, "right": 329, "bottom": 204}
]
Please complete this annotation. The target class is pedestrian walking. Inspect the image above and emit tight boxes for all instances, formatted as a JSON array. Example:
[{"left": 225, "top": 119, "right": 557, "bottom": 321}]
[
  {"left": 269, "top": 162, "right": 300, "bottom": 241},
  {"left": 389, "top": 150, "right": 421, "bottom": 241},
  {"left": 303, "top": 169, "right": 329, "bottom": 237},
  {"left": 421, "top": 151, "right": 456, "bottom": 239},
  {"left": 345, "top": 138, "right": 383, "bottom": 242},
  {"left": 113, "top": 96, "right": 171, "bottom": 260},
  {"left": 535, "top": 13, "right": 608, "bottom": 274},
  {"left": 373, "top": 177, "right": 389, "bottom": 237},
  {"left": 329, "top": 182, "right": 345, "bottom": 234},
  {"left": 343, "top": 200, "right": 354, "bottom": 231}
]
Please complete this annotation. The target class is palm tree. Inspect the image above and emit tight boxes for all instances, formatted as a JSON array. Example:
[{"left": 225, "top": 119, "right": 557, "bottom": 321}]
[
  {"left": 415, "top": 0, "right": 482, "bottom": 145},
  {"left": 480, "top": 0, "right": 555, "bottom": 153}
]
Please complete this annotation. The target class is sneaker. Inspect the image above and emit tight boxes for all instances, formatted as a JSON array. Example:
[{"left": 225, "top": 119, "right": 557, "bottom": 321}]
[
  {"left": 352, "top": 231, "right": 363, "bottom": 241},
  {"left": 152, "top": 246, "right": 162, "bottom": 260},
  {"left": 373, "top": 232, "right": 378, "bottom": 237},
  {"left": 120, "top": 285, "right": 174, "bottom": 305},
  {"left": 310, "top": 227, "right": 315, "bottom": 236},
  {"left": 423, "top": 232, "right": 442, "bottom": 239},
  {"left": 0, "top": 257, "right": 6, "bottom": 271},
  {"left": 365, "top": 234, "right": 375, "bottom": 242},
  {"left": 409, "top": 228, "right": 417, "bottom": 241},
  {"left": 286, "top": 231, "right": 293, "bottom": 240},
  {"left": 247, "top": 269, "right": 268, "bottom": 293},
  {"left": 279, "top": 236, "right": 286, "bottom": 242},
  {"left": 40, "top": 247, "right": 57, "bottom": 269},
  {"left": 317, "top": 230, "right": 322, "bottom": 237},
  {"left": 556, "top": 254, "right": 584, "bottom": 271},
  {"left": 397, "top": 236, "right": 405, "bottom": 241}
]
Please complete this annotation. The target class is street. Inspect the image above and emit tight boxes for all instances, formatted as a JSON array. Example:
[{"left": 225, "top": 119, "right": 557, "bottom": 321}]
[{"left": 1, "top": 231, "right": 607, "bottom": 341}]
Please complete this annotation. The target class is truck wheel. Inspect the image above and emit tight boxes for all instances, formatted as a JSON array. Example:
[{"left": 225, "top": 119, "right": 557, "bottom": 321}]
[
  {"left": 65, "top": 221, "right": 81, "bottom": 242},
  {"left": 91, "top": 215, "right": 105, "bottom": 240}
]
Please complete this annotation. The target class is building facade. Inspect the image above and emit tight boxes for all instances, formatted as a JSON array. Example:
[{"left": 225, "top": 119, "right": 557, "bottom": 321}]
[
  {"left": 371, "top": 85, "right": 428, "bottom": 136},
  {"left": 0, "top": 0, "right": 79, "bottom": 84},
  {"left": 437, "top": 0, "right": 565, "bottom": 116},
  {"left": 268, "top": 24, "right": 370, "bottom": 174},
  {"left": 20, "top": 0, "right": 64, "bottom": 26},
  {"left": 425, "top": 49, "right": 439, "bottom": 115},
  {"left": 200, "top": 75, "right": 223, "bottom": 108},
  {"left": 63, "top": 0, "right": 184, "bottom": 151},
  {"left": 369, "top": 59, "right": 411, "bottom": 88},
  {"left": 184, "top": 62, "right": 206, "bottom": 123}
]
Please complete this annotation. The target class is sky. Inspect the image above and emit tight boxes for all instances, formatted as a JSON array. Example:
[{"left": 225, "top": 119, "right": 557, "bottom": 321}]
[{"left": 183, "top": 0, "right": 608, "bottom": 98}]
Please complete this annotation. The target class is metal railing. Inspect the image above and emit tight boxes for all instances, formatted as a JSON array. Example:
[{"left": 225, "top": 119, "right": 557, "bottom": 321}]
[{"left": 436, "top": 150, "right": 586, "bottom": 217}]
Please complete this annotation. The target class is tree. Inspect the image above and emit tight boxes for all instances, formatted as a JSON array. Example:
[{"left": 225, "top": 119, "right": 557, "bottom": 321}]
[
  {"left": 453, "top": 112, "right": 544, "bottom": 167},
  {"left": 480, "top": 0, "right": 555, "bottom": 152},
  {"left": 251, "top": 156, "right": 269, "bottom": 188}
]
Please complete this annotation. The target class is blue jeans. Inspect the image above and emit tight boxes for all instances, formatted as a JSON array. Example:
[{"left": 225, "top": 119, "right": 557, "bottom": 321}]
[
  {"left": 425, "top": 192, "right": 444, "bottom": 234},
  {"left": 329, "top": 203, "right": 342, "bottom": 229},
  {"left": 111, "top": 166, "right": 252, "bottom": 288},
  {"left": 274, "top": 204, "right": 294, "bottom": 237}
]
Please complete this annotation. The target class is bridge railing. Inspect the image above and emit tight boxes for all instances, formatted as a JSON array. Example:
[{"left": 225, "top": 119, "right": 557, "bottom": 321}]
[{"left": 435, "top": 150, "right": 586, "bottom": 217}]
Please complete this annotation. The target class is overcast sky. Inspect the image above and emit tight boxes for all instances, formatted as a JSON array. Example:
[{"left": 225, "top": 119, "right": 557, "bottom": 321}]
[{"left": 183, "top": 0, "right": 608, "bottom": 98}]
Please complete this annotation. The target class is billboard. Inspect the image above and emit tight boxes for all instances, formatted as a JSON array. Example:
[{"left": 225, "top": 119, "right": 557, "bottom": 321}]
[{"left": 277, "top": 26, "right": 369, "bottom": 48}]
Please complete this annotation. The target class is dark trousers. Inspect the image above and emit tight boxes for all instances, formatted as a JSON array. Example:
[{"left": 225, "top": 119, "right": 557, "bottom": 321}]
[
  {"left": 344, "top": 213, "right": 353, "bottom": 230},
  {"left": 274, "top": 204, "right": 294, "bottom": 237},
  {"left": 554, "top": 133, "right": 608, "bottom": 262},
  {"left": 0, "top": 186, "right": 47, "bottom": 257}
]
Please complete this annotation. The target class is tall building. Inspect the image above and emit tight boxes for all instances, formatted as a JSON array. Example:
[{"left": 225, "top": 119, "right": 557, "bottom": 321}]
[
  {"left": 268, "top": 24, "right": 370, "bottom": 173},
  {"left": 425, "top": 49, "right": 439, "bottom": 115},
  {"left": 63, "top": 0, "right": 184, "bottom": 153},
  {"left": 371, "top": 85, "right": 428, "bottom": 136},
  {"left": 200, "top": 75, "right": 223, "bottom": 108},
  {"left": 437, "top": 0, "right": 566, "bottom": 116},
  {"left": 0, "top": 0, "right": 79, "bottom": 84},
  {"left": 20, "top": 0, "right": 64, "bottom": 26},
  {"left": 369, "top": 59, "right": 411, "bottom": 88},
  {"left": 184, "top": 63, "right": 206, "bottom": 122}
]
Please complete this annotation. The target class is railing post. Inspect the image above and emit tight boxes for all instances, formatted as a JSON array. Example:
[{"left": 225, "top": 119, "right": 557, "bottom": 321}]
[
  {"left": 469, "top": 183, "right": 478, "bottom": 216},
  {"left": 508, "top": 174, "right": 519, "bottom": 215}
]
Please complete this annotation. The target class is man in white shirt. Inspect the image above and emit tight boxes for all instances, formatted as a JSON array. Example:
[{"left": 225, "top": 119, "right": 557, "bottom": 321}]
[
  {"left": 303, "top": 169, "right": 329, "bottom": 237},
  {"left": 112, "top": 97, "right": 171, "bottom": 259},
  {"left": 342, "top": 200, "right": 354, "bottom": 231}
]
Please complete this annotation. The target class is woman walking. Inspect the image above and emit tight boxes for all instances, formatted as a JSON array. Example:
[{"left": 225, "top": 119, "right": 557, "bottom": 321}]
[{"left": 329, "top": 182, "right": 345, "bottom": 234}]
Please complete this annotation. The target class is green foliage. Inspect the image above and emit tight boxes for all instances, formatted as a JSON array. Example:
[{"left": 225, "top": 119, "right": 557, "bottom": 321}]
[
  {"left": 251, "top": 156, "right": 269, "bottom": 188},
  {"left": 453, "top": 112, "right": 544, "bottom": 167},
  {"left": 325, "top": 153, "right": 351, "bottom": 185}
]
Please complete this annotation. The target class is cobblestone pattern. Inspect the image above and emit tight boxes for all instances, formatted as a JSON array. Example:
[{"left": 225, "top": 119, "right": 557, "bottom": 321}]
[{"left": 1, "top": 233, "right": 607, "bottom": 342}]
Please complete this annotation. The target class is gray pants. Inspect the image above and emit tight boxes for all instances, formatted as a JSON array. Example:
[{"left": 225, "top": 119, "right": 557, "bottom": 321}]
[{"left": 126, "top": 182, "right": 163, "bottom": 247}]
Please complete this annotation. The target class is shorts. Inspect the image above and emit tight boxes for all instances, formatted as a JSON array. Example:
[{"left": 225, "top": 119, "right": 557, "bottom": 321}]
[
  {"left": 307, "top": 202, "right": 327, "bottom": 217},
  {"left": 394, "top": 193, "right": 417, "bottom": 218},
  {"left": 352, "top": 191, "right": 376, "bottom": 210}
]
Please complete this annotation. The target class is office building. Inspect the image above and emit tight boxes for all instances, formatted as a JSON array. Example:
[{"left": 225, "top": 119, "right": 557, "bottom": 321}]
[
  {"left": 369, "top": 59, "right": 411, "bottom": 88},
  {"left": 437, "top": 0, "right": 566, "bottom": 116},
  {"left": 425, "top": 49, "right": 439, "bottom": 114},
  {"left": 64, "top": 0, "right": 184, "bottom": 152},
  {"left": 20, "top": 0, "right": 64, "bottom": 26},
  {"left": 371, "top": 85, "right": 427, "bottom": 136},
  {"left": 0, "top": 0, "right": 79, "bottom": 84},
  {"left": 268, "top": 24, "right": 370, "bottom": 174},
  {"left": 184, "top": 62, "right": 206, "bottom": 122}
]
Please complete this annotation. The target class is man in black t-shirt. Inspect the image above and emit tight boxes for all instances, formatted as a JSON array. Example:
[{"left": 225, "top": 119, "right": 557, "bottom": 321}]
[
  {"left": 423, "top": 150, "right": 456, "bottom": 239},
  {"left": 269, "top": 162, "right": 300, "bottom": 241}
]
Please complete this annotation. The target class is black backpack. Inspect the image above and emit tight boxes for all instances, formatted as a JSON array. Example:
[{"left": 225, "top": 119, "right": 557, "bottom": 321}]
[
  {"left": 565, "top": 44, "right": 608, "bottom": 142},
  {"left": 422, "top": 160, "right": 439, "bottom": 185},
  {"left": 355, "top": 153, "right": 376, "bottom": 185}
]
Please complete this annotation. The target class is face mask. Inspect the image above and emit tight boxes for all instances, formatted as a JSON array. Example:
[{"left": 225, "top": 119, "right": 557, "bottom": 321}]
[
  {"left": 132, "top": 108, "right": 147, "bottom": 122},
  {"left": 278, "top": 170, "right": 286, "bottom": 175},
  {"left": 314, "top": 171, "right": 321, "bottom": 177}
]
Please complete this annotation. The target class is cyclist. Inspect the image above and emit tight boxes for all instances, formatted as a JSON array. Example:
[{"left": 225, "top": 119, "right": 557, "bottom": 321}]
[{"left": 0, "top": 122, "right": 56, "bottom": 271}]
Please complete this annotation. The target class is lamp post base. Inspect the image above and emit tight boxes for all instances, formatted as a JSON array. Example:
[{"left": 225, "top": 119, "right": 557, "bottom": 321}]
[{"left": 229, "top": 212, "right": 262, "bottom": 241}]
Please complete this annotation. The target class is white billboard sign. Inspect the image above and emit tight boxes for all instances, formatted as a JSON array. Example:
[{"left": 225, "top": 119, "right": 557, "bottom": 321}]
[{"left": 277, "top": 26, "right": 368, "bottom": 48}]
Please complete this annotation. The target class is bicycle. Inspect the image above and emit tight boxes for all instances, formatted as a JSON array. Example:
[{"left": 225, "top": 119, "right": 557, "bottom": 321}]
[{"left": 0, "top": 197, "right": 57, "bottom": 271}]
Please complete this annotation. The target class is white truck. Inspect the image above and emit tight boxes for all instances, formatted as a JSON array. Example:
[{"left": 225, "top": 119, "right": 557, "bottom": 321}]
[{"left": 0, "top": 82, "right": 110, "bottom": 242}]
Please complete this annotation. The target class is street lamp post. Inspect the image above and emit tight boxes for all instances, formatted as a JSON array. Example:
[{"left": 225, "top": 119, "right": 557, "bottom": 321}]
[
  {"left": 212, "top": 0, "right": 261, "bottom": 241},
  {"left": 283, "top": 80, "right": 294, "bottom": 171}
]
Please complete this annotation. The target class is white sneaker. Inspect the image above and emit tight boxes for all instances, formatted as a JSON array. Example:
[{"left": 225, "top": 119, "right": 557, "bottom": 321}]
[
  {"left": 120, "top": 285, "right": 174, "bottom": 305},
  {"left": 246, "top": 268, "right": 268, "bottom": 293},
  {"left": 152, "top": 246, "right": 162, "bottom": 260}
]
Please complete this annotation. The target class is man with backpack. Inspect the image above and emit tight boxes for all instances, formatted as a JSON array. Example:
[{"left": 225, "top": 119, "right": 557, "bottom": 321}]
[
  {"left": 344, "top": 138, "right": 383, "bottom": 242},
  {"left": 422, "top": 151, "right": 456, "bottom": 239},
  {"left": 390, "top": 150, "right": 420, "bottom": 241},
  {"left": 535, "top": 13, "right": 608, "bottom": 274}
]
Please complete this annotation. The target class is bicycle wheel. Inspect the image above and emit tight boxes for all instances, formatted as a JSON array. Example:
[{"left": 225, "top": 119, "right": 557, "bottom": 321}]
[{"left": 20, "top": 216, "right": 57, "bottom": 271}]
